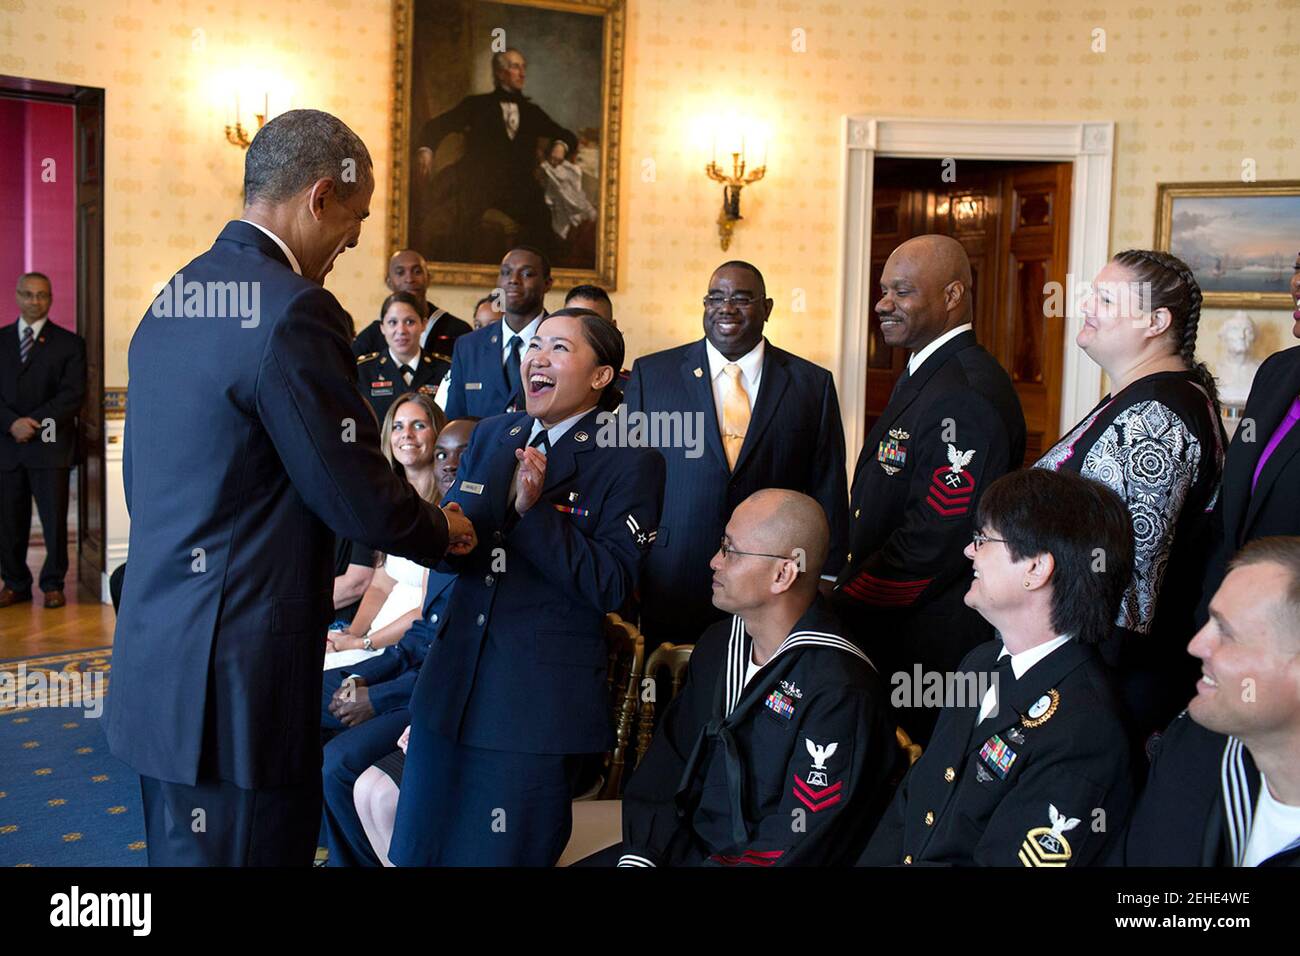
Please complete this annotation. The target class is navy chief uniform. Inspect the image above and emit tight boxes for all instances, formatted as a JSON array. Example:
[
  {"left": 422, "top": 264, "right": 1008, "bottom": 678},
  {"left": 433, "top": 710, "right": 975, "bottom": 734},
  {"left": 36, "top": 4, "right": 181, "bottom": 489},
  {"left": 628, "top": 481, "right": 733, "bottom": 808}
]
[
  {"left": 392, "top": 310, "right": 665, "bottom": 866},
  {"left": 105, "top": 111, "right": 470, "bottom": 867}
]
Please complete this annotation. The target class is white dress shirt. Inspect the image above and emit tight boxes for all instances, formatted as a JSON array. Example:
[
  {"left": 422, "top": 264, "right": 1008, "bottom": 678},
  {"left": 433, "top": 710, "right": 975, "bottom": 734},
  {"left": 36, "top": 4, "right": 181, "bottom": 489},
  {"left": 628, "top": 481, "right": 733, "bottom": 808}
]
[
  {"left": 704, "top": 337, "right": 765, "bottom": 436},
  {"left": 501, "top": 312, "right": 545, "bottom": 366},
  {"left": 977, "top": 634, "right": 1072, "bottom": 724},
  {"left": 527, "top": 407, "right": 589, "bottom": 451},
  {"left": 18, "top": 316, "right": 48, "bottom": 342},
  {"left": 239, "top": 219, "right": 302, "bottom": 276},
  {"left": 389, "top": 349, "right": 420, "bottom": 385},
  {"left": 908, "top": 322, "right": 972, "bottom": 376},
  {"left": 500, "top": 101, "right": 520, "bottom": 140}
]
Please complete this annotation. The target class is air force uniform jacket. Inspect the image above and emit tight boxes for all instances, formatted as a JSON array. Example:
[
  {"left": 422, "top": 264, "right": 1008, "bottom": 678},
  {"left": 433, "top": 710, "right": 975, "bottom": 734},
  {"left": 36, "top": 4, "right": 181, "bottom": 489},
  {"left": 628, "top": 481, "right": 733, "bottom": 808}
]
[
  {"left": 407, "top": 408, "right": 666, "bottom": 755},
  {"left": 443, "top": 320, "right": 540, "bottom": 420},
  {"left": 1115, "top": 712, "right": 1300, "bottom": 867},
  {"left": 355, "top": 349, "right": 451, "bottom": 425},
  {"left": 619, "top": 600, "right": 897, "bottom": 867},
  {"left": 834, "top": 331, "right": 1025, "bottom": 704},
  {"left": 861, "top": 638, "right": 1133, "bottom": 867}
]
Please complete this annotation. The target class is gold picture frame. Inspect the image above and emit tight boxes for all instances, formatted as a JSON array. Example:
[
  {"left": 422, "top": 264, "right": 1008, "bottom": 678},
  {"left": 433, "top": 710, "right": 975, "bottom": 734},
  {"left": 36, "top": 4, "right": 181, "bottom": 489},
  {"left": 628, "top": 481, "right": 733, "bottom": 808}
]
[
  {"left": 1153, "top": 180, "right": 1300, "bottom": 310},
  {"left": 389, "top": 0, "right": 625, "bottom": 289}
]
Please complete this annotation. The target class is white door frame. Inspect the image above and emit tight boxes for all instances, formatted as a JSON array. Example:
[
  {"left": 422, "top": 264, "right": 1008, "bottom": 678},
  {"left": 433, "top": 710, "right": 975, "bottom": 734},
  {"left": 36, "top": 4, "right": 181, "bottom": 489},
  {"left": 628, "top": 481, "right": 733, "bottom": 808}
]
[{"left": 835, "top": 116, "right": 1116, "bottom": 464}]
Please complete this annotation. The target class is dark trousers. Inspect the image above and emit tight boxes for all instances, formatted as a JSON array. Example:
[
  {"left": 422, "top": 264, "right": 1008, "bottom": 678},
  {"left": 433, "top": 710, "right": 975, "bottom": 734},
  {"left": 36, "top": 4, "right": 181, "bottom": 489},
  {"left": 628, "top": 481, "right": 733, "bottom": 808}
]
[
  {"left": 390, "top": 729, "right": 586, "bottom": 867},
  {"left": 0, "top": 466, "right": 70, "bottom": 593},
  {"left": 321, "top": 709, "right": 410, "bottom": 867},
  {"left": 138, "top": 773, "right": 321, "bottom": 866}
]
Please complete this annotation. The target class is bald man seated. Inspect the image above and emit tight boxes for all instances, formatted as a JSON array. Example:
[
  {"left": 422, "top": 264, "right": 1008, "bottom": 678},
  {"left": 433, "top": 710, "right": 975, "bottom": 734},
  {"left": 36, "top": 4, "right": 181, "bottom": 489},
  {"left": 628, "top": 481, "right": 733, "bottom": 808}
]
[
  {"left": 580, "top": 490, "right": 898, "bottom": 867},
  {"left": 834, "top": 234, "right": 1026, "bottom": 746}
]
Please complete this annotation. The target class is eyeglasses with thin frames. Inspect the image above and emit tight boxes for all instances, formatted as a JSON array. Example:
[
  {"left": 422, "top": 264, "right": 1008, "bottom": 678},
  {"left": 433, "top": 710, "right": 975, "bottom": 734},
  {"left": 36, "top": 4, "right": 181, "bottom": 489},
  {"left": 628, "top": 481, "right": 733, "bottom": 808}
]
[
  {"left": 703, "top": 293, "right": 757, "bottom": 309},
  {"left": 971, "top": 531, "right": 1008, "bottom": 551},
  {"left": 719, "top": 536, "right": 792, "bottom": 562}
]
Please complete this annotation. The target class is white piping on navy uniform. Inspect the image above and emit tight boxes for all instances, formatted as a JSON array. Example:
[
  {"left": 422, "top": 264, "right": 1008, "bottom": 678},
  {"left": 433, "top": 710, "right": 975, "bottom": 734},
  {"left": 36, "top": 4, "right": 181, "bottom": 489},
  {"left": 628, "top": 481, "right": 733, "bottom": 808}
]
[
  {"left": 777, "top": 631, "right": 874, "bottom": 670},
  {"left": 617, "top": 854, "right": 655, "bottom": 867},
  {"left": 1221, "top": 736, "right": 1251, "bottom": 866},
  {"left": 725, "top": 615, "right": 747, "bottom": 716}
]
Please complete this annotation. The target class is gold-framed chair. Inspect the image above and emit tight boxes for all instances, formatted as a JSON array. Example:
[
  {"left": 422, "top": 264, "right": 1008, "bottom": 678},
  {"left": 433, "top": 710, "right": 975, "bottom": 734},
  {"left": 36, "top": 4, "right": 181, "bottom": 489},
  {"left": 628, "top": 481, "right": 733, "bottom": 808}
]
[
  {"left": 572, "top": 613, "right": 644, "bottom": 802},
  {"left": 636, "top": 642, "right": 694, "bottom": 766}
]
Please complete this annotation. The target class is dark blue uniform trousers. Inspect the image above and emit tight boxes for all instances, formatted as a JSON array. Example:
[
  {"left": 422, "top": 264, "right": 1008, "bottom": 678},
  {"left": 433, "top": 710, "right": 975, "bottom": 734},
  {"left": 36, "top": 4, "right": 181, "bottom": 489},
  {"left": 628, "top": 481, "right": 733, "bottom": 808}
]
[
  {"left": 139, "top": 773, "right": 320, "bottom": 866},
  {"left": 390, "top": 729, "right": 585, "bottom": 867},
  {"left": 321, "top": 709, "right": 411, "bottom": 867}
]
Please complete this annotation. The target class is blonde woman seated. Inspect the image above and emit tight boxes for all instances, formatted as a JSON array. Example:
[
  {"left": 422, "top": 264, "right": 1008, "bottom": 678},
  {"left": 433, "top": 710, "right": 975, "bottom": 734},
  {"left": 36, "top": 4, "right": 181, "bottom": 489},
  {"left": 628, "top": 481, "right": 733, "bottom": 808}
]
[{"left": 324, "top": 393, "right": 447, "bottom": 671}]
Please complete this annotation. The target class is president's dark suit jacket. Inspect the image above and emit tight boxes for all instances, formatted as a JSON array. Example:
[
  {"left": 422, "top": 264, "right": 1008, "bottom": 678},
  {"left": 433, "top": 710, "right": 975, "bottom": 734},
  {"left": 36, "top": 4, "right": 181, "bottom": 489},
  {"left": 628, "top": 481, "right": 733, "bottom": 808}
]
[
  {"left": 834, "top": 330, "right": 1025, "bottom": 683},
  {"left": 624, "top": 339, "right": 849, "bottom": 644},
  {"left": 408, "top": 408, "right": 665, "bottom": 755},
  {"left": 106, "top": 220, "right": 451, "bottom": 790},
  {"left": 443, "top": 320, "right": 537, "bottom": 420},
  {"left": 351, "top": 307, "right": 470, "bottom": 361},
  {"left": 1202, "top": 344, "right": 1300, "bottom": 604},
  {"left": 0, "top": 320, "right": 86, "bottom": 470}
]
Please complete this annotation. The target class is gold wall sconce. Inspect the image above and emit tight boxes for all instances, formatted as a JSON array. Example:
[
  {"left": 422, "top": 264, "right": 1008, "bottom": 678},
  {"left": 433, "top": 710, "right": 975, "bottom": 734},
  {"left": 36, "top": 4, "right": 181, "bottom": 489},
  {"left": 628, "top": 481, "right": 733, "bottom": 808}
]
[
  {"left": 226, "top": 91, "right": 270, "bottom": 149},
  {"left": 705, "top": 123, "right": 767, "bottom": 251}
]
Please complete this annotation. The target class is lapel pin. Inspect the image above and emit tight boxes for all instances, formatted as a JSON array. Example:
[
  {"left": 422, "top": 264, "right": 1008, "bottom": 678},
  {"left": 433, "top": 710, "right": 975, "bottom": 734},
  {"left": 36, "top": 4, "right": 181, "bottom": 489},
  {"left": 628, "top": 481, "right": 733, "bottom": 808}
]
[
  {"left": 693, "top": 367, "right": 703, "bottom": 378},
  {"left": 509, "top": 425, "right": 522, "bottom": 436},
  {"left": 575, "top": 431, "right": 589, "bottom": 442},
  {"left": 568, "top": 491, "right": 579, "bottom": 503}
]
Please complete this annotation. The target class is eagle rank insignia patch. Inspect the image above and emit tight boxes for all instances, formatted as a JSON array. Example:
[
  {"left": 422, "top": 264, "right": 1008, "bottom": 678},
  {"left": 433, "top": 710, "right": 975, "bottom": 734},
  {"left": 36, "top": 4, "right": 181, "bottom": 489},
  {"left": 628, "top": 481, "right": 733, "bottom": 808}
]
[
  {"left": 1019, "top": 804, "right": 1081, "bottom": 867},
  {"left": 926, "top": 444, "right": 976, "bottom": 516}
]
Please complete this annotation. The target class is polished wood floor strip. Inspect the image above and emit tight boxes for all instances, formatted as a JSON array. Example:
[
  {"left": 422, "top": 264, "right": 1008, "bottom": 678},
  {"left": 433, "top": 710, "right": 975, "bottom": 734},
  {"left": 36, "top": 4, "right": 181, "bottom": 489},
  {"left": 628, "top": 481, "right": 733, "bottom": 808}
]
[{"left": 0, "top": 543, "right": 115, "bottom": 660}]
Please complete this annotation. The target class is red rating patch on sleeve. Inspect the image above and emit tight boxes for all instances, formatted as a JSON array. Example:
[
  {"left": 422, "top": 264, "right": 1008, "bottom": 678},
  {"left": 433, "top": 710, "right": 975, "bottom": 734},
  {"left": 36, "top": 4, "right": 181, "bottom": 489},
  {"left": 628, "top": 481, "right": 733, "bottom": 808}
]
[
  {"left": 926, "top": 465, "right": 975, "bottom": 516},
  {"left": 792, "top": 774, "right": 844, "bottom": 813}
]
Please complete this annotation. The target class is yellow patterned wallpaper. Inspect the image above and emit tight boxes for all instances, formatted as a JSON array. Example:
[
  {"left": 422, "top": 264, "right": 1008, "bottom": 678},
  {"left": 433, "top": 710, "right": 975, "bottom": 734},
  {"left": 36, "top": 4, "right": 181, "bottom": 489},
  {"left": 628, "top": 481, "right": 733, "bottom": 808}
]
[{"left": 2, "top": 0, "right": 1298, "bottom": 387}]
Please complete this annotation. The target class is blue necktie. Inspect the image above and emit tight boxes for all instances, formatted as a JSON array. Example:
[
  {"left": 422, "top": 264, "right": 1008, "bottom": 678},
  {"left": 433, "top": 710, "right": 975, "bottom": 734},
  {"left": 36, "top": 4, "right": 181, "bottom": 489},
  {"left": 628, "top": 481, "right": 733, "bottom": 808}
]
[{"left": 19, "top": 326, "right": 34, "bottom": 366}]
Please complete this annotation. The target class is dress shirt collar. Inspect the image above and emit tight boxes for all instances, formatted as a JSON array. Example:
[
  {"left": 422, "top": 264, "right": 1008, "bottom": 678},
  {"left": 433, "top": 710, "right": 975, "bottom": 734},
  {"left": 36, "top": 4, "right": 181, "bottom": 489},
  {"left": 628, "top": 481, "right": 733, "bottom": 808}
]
[
  {"left": 500, "top": 311, "right": 545, "bottom": 361},
  {"left": 996, "top": 633, "right": 1073, "bottom": 680},
  {"left": 239, "top": 219, "right": 302, "bottom": 276},
  {"left": 908, "top": 323, "right": 972, "bottom": 375},
  {"left": 389, "top": 349, "right": 420, "bottom": 373},
  {"left": 18, "top": 316, "right": 48, "bottom": 340},
  {"left": 528, "top": 406, "right": 591, "bottom": 450},
  {"left": 705, "top": 336, "right": 765, "bottom": 388}
]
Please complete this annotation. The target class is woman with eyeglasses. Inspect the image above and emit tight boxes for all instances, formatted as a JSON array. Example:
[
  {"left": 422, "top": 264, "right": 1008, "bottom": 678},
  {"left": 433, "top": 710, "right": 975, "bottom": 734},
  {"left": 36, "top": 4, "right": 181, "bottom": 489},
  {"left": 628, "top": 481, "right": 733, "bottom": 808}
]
[
  {"left": 1034, "top": 250, "right": 1226, "bottom": 745},
  {"left": 389, "top": 308, "right": 665, "bottom": 866}
]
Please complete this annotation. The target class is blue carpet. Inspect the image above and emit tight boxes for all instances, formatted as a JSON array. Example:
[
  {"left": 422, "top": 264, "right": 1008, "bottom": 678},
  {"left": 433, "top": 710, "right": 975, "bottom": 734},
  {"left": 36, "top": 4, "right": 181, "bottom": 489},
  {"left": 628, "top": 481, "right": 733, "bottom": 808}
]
[{"left": 0, "top": 648, "right": 147, "bottom": 867}]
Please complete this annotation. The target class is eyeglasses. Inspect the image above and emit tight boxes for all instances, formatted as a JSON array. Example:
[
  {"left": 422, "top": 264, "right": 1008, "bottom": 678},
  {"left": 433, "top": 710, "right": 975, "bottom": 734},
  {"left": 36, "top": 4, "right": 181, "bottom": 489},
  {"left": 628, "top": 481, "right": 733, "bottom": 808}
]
[
  {"left": 971, "top": 531, "right": 1008, "bottom": 551},
  {"left": 703, "top": 293, "right": 758, "bottom": 309},
  {"left": 719, "top": 537, "right": 792, "bottom": 562}
]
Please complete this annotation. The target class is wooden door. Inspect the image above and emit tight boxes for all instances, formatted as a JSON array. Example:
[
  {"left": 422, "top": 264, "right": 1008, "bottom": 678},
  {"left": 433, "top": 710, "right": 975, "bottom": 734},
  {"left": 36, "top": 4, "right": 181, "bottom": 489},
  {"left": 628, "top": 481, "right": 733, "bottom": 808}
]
[
  {"left": 864, "top": 159, "right": 1071, "bottom": 463},
  {"left": 74, "top": 87, "right": 105, "bottom": 598}
]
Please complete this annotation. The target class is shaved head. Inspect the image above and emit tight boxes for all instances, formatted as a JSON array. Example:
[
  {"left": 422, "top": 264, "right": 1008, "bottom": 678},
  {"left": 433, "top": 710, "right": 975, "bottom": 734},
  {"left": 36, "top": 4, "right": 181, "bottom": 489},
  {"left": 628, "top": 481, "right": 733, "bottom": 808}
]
[
  {"left": 876, "top": 233, "right": 974, "bottom": 351},
  {"left": 736, "top": 489, "right": 830, "bottom": 593}
]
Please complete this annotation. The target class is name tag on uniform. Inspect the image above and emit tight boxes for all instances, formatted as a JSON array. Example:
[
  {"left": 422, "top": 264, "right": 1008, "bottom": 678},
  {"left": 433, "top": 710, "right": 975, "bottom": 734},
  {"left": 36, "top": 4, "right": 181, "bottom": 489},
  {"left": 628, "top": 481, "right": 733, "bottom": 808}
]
[
  {"left": 460, "top": 481, "right": 485, "bottom": 495},
  {"left": 465, "top": 382, "right": 483, "bottom": 390},
  {"left": 370, "top": 379, "right": 394, "bottom": 396}
]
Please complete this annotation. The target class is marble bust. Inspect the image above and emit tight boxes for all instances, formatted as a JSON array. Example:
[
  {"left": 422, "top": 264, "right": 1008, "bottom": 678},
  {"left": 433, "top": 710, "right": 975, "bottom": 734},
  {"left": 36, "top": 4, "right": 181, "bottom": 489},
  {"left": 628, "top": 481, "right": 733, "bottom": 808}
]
[{"left": 1217, "top": 311, "right": 1261, "bottom": 409}]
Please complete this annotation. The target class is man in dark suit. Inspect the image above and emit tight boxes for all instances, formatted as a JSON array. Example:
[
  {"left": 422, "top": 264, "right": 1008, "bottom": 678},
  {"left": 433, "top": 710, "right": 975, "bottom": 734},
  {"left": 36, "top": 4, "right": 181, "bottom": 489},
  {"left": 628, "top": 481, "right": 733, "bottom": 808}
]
[
  {"left": 1117, "top": 537, "right": 1300, "bottom": 867},
  {"left": 624, "top": 260, "right": 849, "bottom": 650},
  {"left": 1200, "top": 254, "right": 1300, "bottom": 609},
  {"left": 443, "top": 246, "right": 551, "bottom": 420},
  {"left": 350, "top": 249, "right": 470, "bottom": 360},
  {"left": 0, "top": 272, "right": 86, "bottom": 609},
  {"left": 834, "top": 235, "right": 1025, "bottom": 745},
  {"left": 104, "top": 109, "right": 475, "bottom": 867},
  {"left": 415, "top": 47, "right": 576, "bottom": 256}
]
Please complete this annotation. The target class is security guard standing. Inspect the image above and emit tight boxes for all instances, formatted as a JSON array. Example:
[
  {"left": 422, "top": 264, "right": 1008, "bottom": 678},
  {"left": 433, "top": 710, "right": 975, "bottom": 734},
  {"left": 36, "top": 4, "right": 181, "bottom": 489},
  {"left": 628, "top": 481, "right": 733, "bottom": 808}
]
[{"left": 357, "top": 291, "right": 450, "bottom": 424}]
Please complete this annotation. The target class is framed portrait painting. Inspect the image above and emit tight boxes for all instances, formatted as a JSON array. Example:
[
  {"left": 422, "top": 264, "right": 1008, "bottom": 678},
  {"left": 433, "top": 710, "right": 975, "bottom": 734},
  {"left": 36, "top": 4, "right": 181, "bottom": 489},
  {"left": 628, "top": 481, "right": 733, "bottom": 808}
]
[
  {"left": 1154, "top": 180, "right": 1300, "bottom": 309},
  {"left": 390, "top": 0, "right": 625, "bottom": 289}
]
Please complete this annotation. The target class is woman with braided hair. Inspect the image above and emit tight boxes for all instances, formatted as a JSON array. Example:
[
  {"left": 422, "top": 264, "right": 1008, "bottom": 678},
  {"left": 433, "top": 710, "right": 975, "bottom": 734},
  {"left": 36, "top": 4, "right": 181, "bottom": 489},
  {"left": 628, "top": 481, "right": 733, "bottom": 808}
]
[{"left": 1035, "top": 249, "right": 1226, "bottom": 748}]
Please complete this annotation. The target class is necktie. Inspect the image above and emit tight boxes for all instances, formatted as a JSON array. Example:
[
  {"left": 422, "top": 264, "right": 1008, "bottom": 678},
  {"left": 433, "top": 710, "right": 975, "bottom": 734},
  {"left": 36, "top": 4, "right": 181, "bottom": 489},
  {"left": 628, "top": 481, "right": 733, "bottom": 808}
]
[
  {"left": 719, "top": 364, "right": 751, "bottom": 470},
  {"left": 889, "top": 365, "right": 912, "bottom": 404},
  {"left": 504, "top": 336, "right": 523, "bottom": 400},
  {"left": 976, "top": 655, "right": 1017, "bottom": 731},
  {"left": 529, "top": 429, "right": 550, "bottom": 455},
  {"left": 19, "top": 326, "right": 34, "bottom": 366},
  {"left": 1252, "top": 394, "right": 1300, "bottom": 492},
  {"left": 399, "top": 364, "right": 414, "bottom": 387}
]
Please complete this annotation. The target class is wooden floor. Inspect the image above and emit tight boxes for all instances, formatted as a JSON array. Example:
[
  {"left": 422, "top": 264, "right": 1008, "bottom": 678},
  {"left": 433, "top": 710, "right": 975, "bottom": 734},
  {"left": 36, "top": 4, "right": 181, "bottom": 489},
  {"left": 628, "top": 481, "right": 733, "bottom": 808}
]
[{"left": 0, "top": 541, "right": 115, "bottom": 660}]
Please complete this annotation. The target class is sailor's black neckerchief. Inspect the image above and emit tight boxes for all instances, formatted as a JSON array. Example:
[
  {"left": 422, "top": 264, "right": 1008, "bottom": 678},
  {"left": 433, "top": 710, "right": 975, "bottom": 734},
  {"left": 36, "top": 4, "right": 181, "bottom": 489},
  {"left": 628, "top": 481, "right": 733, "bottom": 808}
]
[{"left": 674, "top": 602, "right": 872, "bottom": 846}]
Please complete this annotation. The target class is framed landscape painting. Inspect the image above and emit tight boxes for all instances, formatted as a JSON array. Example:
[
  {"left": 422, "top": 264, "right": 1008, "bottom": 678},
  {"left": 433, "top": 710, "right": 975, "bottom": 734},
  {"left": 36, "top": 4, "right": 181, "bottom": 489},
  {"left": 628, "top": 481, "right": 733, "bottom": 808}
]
[
  {"left": 1155, "top": 180, "right": 1300, "bottom": 309},
  {"left": 390, "top": 0, "right": 625, "bottom": 289}
]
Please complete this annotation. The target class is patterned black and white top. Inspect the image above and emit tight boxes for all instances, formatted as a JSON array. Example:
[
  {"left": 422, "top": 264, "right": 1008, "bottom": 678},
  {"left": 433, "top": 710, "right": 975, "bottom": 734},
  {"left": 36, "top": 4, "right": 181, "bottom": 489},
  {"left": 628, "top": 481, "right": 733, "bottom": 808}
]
[{"left": 1035, "top": 371, "right": 1225, "bottom": 639}]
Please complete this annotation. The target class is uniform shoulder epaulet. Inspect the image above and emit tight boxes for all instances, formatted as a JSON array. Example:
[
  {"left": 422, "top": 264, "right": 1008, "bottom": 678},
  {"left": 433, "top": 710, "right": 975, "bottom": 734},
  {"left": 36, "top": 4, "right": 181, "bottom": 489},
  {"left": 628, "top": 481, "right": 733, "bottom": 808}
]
[
  {"left": 427, "top": 351, "right": 452, "bottom": 364},
  {"left": 356, "top": 351, "right": 380, "bottom": 364}
]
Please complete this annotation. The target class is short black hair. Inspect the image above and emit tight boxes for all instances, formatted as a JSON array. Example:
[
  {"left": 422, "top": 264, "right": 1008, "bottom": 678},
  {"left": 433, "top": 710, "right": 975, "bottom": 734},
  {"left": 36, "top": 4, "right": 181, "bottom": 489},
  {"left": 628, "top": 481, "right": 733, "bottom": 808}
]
[
  {"left": 565, "top": 284, "right": 611, "bottom": 306},
  {"left": 540, "top": 307, "right": 624, "bottom": 411},
  {"left": 507, "top": 245, "right": 551, "bottom": 278},
  {"left": 976, "top": 469, "right": 1134, "bottom": 646},
  {"left": 474, "top": 294, "right": 497, "bottom": 310},
  {"left": 712, "top": 260, "right": 766, "bottom": 297},
  {"left": 379, "top": 291, "right": 424, "bottom": 320},
  {"left": 244, "top": 109, "right": 373, "bottom": 204}
]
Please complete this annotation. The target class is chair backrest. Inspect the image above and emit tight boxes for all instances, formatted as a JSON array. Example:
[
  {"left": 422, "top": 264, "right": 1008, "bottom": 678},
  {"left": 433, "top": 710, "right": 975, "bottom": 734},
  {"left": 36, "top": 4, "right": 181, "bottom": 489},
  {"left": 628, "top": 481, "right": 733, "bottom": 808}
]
[
  {"left": 891, "top": 725, "right": 923, "bottom": 786},
  {"left": 598, "top": 613, "right": 645, "bottom": 799},
  {"left": 636, "top": 642, "right": 695, "bottom": 767}
]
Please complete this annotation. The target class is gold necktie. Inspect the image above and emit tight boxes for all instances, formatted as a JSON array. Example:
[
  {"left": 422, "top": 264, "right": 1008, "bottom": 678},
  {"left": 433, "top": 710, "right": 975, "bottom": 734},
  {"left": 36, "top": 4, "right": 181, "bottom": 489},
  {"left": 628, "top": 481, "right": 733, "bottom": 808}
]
[{"left": 720, "top": 364, "right": 751, "bottom": 470}]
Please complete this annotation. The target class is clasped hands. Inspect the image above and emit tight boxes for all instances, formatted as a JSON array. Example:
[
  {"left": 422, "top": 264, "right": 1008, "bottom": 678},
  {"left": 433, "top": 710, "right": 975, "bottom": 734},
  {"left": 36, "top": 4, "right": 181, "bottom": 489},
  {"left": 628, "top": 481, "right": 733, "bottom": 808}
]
[{"left": 8, "top": 417, "right": 42, "bottom": 443}]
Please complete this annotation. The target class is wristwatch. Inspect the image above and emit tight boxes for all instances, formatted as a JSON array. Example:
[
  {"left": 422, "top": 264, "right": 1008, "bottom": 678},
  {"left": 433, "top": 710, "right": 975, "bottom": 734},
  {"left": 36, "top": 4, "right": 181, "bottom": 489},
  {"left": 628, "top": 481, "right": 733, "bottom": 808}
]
[{"left": 362, "top": 635, "right": 374, "bottom": 652}]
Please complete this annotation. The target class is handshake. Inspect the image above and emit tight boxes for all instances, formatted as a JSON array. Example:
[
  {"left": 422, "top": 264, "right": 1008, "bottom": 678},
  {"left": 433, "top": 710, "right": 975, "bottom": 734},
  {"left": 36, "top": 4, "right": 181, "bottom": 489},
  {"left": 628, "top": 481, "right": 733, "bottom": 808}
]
[{"left": 441, "top": 502, "right": 477, "bottom": 556}]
